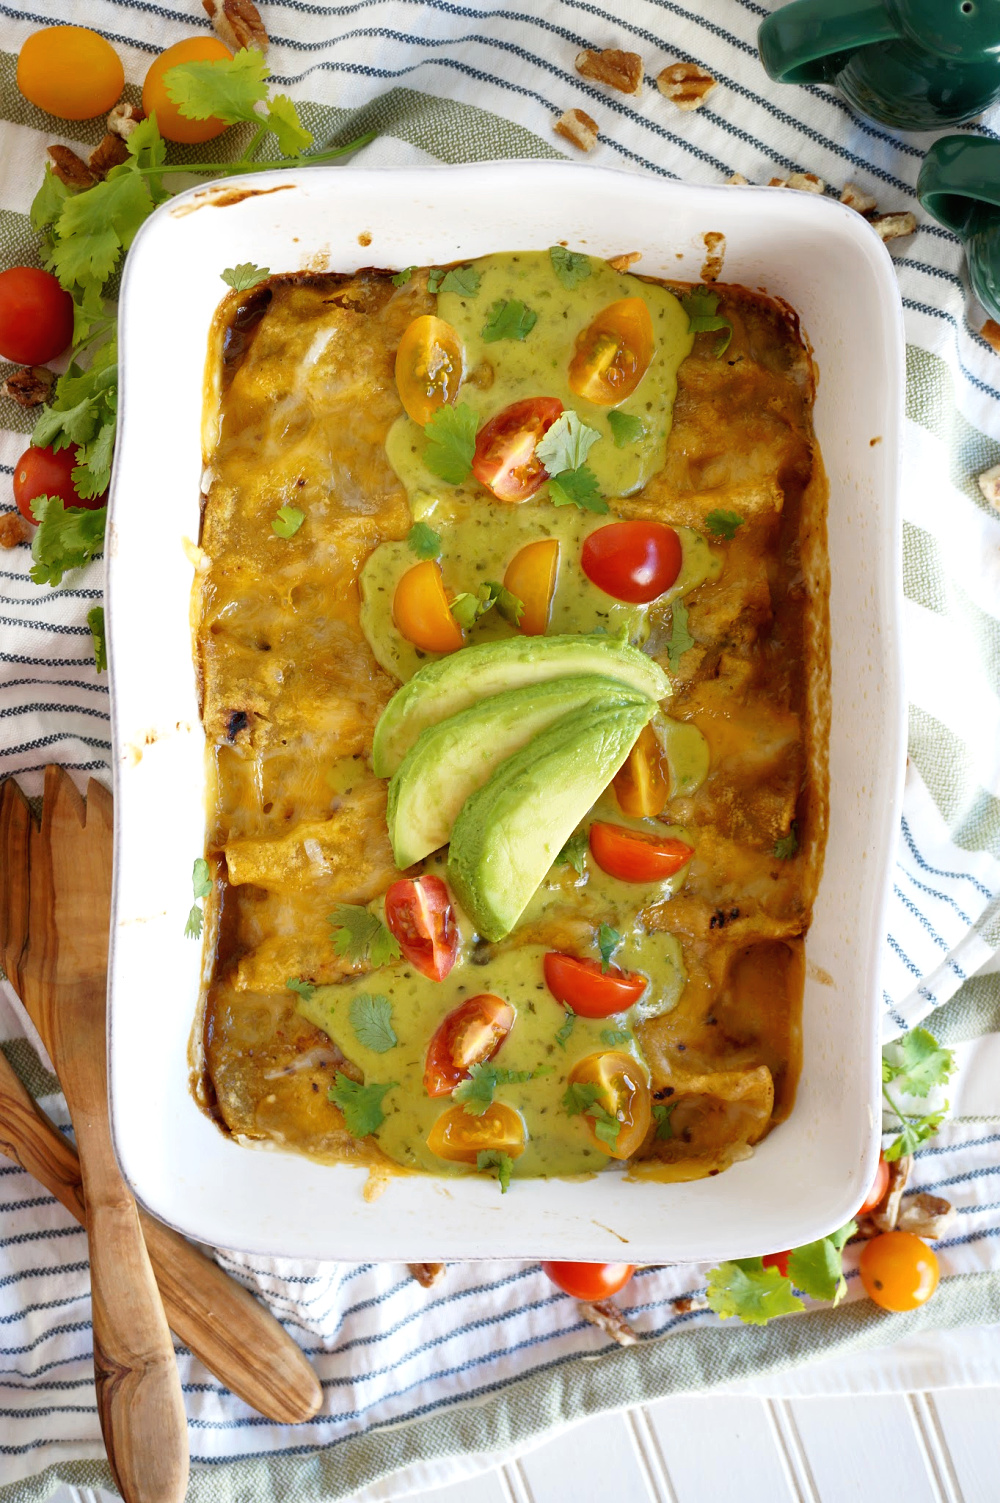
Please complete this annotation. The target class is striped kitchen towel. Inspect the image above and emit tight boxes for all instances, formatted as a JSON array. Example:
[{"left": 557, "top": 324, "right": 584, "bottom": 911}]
[{"left": 2, "top": 2, "right": 1000, "bottom": 1500}]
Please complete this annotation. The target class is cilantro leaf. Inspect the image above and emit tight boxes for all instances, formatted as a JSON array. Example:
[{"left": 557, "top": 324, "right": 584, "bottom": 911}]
[
  {"left": 884, "top": 1113, "right": 946, "bottom": 1161},
  {"left": 886, "top": 1027, "right": 955, "bottom": 1099},
  {"left": 704, "top": 509, "right": 744, "bottom": 541},
  {"left": 407, "top": 521, "right": 441, "bottom": 558},
  {"left": 192, "top": 858, "right": 212, "bottom": 899},
  {"left": 477, "top": 1149, "right": 513, "bottom": 1193},
  {"left": 787, "top": 1222, "right": 856, "bottom": 1304},
  {"left": 482, "top": 298, "right": 537, "bottom": 343},
  {"left": 265, "top": 94, "right": 313, "bottom": 156},
  {"left": 329, "top": 904, "right": 401, "bottom": 967},
  {"left": 555, "top": 1009, "right": 576, "bottom": 1049},
  {"left": 666, "top": 599, "right": 695, "bottom": 671},
  {"left": 30, "top": 166, "right": 69, "bottom": 233},
  {"left": 597, "top": 923, "right": 621, "bottom": 972},
  {"left": 706, "top": 1260, "right": 804, "bottom": 1324},
  {"left": 164, "top": 46, "right": 271, "bottom": 125},
  {"left": 562, "top": 1080, "right": 620, "bottom": 1147},
  {"left": 54, "top": 167, "right": 153, "bottom": 288},
  {"left": 349, "top": 993, "right": 398, "bottom": 1053},
  {"left": 448, "top": 590, "right": 486, "bottom": 630},
  {"left": 774, "top": 825, "right": 799, "bottom": 859},
  {"left": 602, "top": 1027, "right": 632, "bottom": 1047},
  {"left": 286, "top": 977, "right": 316, "bottom": 1002},
  {"left": 607, "top": 410, "right": 644, "bottom": 448},
  {"left": 549, "top": 245, "right": 591, "bottom": 290},
  {"left": 72, "top": 420, "right": 116, "bottom": 500},
  {"left": 535, "top": 411, "right": 602, "bottom": 476},
  {"left": 486, "top": 580, "right": 524, "bottom": 626},
  {"left": 651, "top": 1100, "right": 676, "bottom": 1139},
  {"left": 557, "top": 828, "right": 588, "bottom": 876},
  {"left": 391, "top": 266, "right": 415, "bottom": 286},
  {"left": 329, "top": 1073, "right": 396, "bottom": 1137},
  {"left": 423, "top": 402, "right": 478, "bottom": 485},
  {"left": 451, "top": 580, "right": 523, "bottom": 630},
  {"left": 453, "top": 1062, "right": 534, "bottom": 1115},
  {"left": 547, "top": 466, "right": 607, "bottom": 513},
  {"left": 272, "top": 504, "right": 304, "bottom": 538},
  {"left": 29, "top": 500, "right": 106, "bottom": 587},
  {"left": 184, "top": 905, "right": 204, "bottom": 939},
  {"left": 32, "top": 336, "right": 118, "bottom": 458},
  {"left": 429, "top": 265, "right": 481, "bottom": 296},
  {"left": 681, "top": 288, "right": 733, "bottom": 356},
  {"left": 222, "top": 262, "right": 270, "bottom": 293},
  {"left": 87, "top": 605, "right": 107, "bottom": 673}
]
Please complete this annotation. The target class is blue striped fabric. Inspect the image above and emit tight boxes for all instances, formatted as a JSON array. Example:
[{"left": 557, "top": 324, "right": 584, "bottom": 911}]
[{"left": 2, "top": 0, "right": 1000, "bottom": 1496}]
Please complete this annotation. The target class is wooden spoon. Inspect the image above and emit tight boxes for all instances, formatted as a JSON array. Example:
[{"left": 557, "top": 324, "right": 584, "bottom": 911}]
[
  {"left": 0, "top": 1046, "right": 322, "bottom": 1422},
  {"left": 0, "top": 767, "right": 188, "bottom": 1503}
]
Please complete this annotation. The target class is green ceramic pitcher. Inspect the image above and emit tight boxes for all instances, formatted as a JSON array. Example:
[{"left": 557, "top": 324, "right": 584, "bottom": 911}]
[
  {"left": 759, "top": 0, "right": 1000, "bottom": 130},
  {"left": 918, "top": 134, "right": 1000, "bottom": 320}
]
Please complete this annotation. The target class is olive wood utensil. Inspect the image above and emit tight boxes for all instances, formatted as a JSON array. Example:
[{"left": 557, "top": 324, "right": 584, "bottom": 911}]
[
  {"left": 0, "top": 767, "right": 188, "bottom": 1503},
  {"left": 0, "top": 1046, "right": 322, "bottom": 1423}
]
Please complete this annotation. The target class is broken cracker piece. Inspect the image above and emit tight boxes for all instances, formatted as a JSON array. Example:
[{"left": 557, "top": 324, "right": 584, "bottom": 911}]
[
  {"left": 871, "top": 211, "right": 917, "bottom": 242},
  {"left": 977, "top": 462, "right": 1000, "bottom": 507},
  {"left": 657, "top": 63, "right": 717, "bottom": 111},
  {"left": 2, "top": 366, "right": 55, "bottom": 408},
  {"left": 554, "top": 108, "right": 599, "bottom": 153},
  {"left": 607, "top": 251, "right": 642, "bottom": 273},
  {"left": 579, "top": 1297, "right": 639, "bottom": 1346},
  {"left": 841, "top": 181, "right": 877, "bottom": 216},
  {"left": 47, "top": 144, "right": 95, "bottom": 191},
  {"left": 407, "top": 1262, "right": 446, "bottom": 1288},
  {"left": 788, "top": 171, "right": 825, "bottom": 194},
  {"left": 575, "top": 48, "right": 643, "bottom": 97},
  {"left": 203, "top": 0, "right": 269, "bottom": 53},
  {"left": 89, "top": 132, "right": 130, "bottom": 179}
]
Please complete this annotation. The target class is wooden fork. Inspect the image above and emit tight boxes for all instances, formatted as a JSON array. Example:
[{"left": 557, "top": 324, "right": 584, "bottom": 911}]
[{"left": 0, "top": 767, "right": 188, "bottom": 1503}]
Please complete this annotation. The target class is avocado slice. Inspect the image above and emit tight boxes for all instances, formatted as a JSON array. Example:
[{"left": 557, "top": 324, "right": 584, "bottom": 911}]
[
  {"left": 447, "top": 696, "right": 655, "bottom": 941},
  {"left": 388, "top": 675, "right": 654, "bottom": 868},
  {"left": 372, "top": 633, "right": 669, "bottom": 777}
]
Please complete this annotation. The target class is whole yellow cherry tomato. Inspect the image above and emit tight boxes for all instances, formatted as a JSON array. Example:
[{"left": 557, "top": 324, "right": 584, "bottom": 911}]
[
  {"left": 18, "top": 26, "right": 125, "bottom": 121},
  {"left": 395, "top": 315, "right": 464, "bottom": 426},
  {"left": 143, "top": 37, "right": 233, "bottom": 145},
  {"left": 393, "top": 560, "right": 464, "bottom": 654},
  {"left": 859, "top": 1231, "right": 939, "bottom": 1312}
]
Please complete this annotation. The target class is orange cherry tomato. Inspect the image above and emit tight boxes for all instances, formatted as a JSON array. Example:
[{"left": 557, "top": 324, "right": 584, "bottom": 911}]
[
  {"left": 613, "top": 723, "right": 669, "bottom": 818},
  {"left": 762, "top": 1251, "right": 791, "bottom": 1278},
  {"left": 427, "top": 1101, "right": 526, "bottom": 1163},
  {"left": 0, "top": 268, "right": 74, "bottom": 366},
  {"left": 395, "top": 315, "right": 464, "bottom": 426},
  {"left": 393, "top": 560, "right": 464, "bottom": 654},
  {"left": 581, "top": 520, "right": 682, "bottom": 603},
  {"left": 503, "top": 538, "right": 560, "bottom": 635},
  {"left": 144, "top": 37, "right": 233, "bottom": 145},
  {"left": 858, "top": 1153, "right": 890, "bottom": 1216},
  {"left": 568, "top": 1051, "right": 651, "bottom": 1159},
  {"left": 542, "top": 1261, "right": 635, "bottom": 1298},
  {"left": 424, "top": 994, "right": 515, "bottom": 1096},
  {"left": 589, "top": 822, "right": 693, "bottom": 884},
  {"left": 383, "top": 875, "right": 458, "bottom": 982},
  {"left": 14, "top": 445, "right": 105, "bottom": 524},
  {"left": 471, "top": 397, "right": 564, "bottom": 502},
  {"left": 860, "top": 1231, "right": 939, "bottom": 1312},
  {"left": 568, "top": 298, "right": 654, "bottom": 406},
  {"left": 18, "top": 27, "right": 125, "bottom": 121},
  {"left": 544, "top": 952, "right": 647, "bottom": 1019}
]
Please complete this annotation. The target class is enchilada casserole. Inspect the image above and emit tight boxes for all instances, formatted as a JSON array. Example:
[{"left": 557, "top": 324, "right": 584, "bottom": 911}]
[{"left": 192, "top": 248, "right": 829, "bottom": 1189}]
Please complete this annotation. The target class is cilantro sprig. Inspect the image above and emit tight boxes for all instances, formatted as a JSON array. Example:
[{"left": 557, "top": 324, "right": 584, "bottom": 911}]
[
  {"left": 681, "top": 288, "right": 733, "bottom": 357},
  {"left": 184, "top": 857, "right": 212, "bottom": 939},
  {"left": 449, "top": 579, "right": 524, "bottom": 630},
  {"left": 704, "top": 509, "right": 744, "bottom": 541},
  {"left": 453, "top": 1062, "right": 535, "bottom": 1116},
  {"left": 286, "top": 977, "right": 317, "bottom": 1002},
  {"left": 329, "top": 904, "right": 401, "bottom": 968},
  {"left": 881, "top": 1028, "right": 954, "bottom": 1160},
  {"left": 222, "top": 262, "right": 270, "bottom": 292},
  {"left": 477, "top": 1149, "right": 514, "bottom": 1193},
  {"left": 563, "top": 1080, "right": 620, "bottom": 1149},
  {"left": 705, "top": 1221, "right": 857, "bottom": 1326},
  {"left": 28, "top": 499, "right": 107, "bottom": 588},
  {"left": 329, "top": 1073, "right": 396, "bottom": 1137}
]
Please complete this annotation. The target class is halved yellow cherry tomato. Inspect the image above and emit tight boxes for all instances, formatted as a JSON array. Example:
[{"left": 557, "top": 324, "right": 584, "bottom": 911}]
[
  {"left": 614, "top": 722, "right": 670, "bottom": 818},
  {"left": 18, "top": 26, "right": 125, "bottom": 121},
  {"left": 503, "top": 539, "right": 560, "bottom": 636},
  {"left": 568, "top": 298, "right": 654, "bottom": 406},
  {"left": 427, "top": 1102, "right": 526, "bottom": 1163},
  {"left": 568, "top": 1051, "right": 651, "bottom": 1160},
  {"left": 395, "top": 315, "right": 464, "bottom": 426},
  {"left": 143, "top": 37, "right": 233, "bottom": 144},
  {"left": 393, "top": 560, "right": 464, "bottom": 654}
]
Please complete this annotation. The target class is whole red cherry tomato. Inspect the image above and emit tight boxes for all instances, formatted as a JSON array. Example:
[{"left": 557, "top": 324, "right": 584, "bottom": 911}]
[
  {"left": 13, "top": 444, "right": 104, "bottom": 524},
  {"left": 543, "top": 952, "right": 646, "bottom": 1018},
  {"left": 581, "top": 520, "right": 682, "bottom": 603},
  {"left": 762, "top": 1251, "right": 791, "bottom": 1278},
  {"left": 384, "top": 875, "right": 459, "bottom": 981},
  {"left": 0, "top": 267, "right": 74, "bottom": 365},
  {"left": 472, "top": 397, "right": 563, "bottom": 502},
  {"left": 542, "top": 1261, "right": 635, "bottom": 1298},
  {"left": 424, "top": 994, "right": 515, "bottom": 1096}
]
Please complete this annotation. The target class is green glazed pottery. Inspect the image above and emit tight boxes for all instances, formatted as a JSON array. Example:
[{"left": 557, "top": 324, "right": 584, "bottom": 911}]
[
  {"left": 918, "top": 134, "right": 1000, "bottom": 320},
  {"left": 759, "top": 0, "right": 1000, "bottom": 130}
]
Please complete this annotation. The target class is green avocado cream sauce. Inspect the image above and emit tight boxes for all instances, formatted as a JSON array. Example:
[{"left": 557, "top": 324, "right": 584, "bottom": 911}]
[{"left": 306, "top": 250, "right": 715, "bottom": 1184}]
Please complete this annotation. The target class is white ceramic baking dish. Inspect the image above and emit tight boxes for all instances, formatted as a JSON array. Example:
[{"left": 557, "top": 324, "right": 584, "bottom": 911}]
[{"left": 108, "top": 162, "right": 904, "bottom": 1263}]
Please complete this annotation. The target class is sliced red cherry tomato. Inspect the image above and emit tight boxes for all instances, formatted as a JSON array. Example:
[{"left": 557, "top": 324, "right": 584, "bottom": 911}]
[
  {"left": 762, "top": 1251, "right": 791, "bottom": 1278},
  {"left": 581, "top": 520, "right": 682, "bottom": 604},
  {"left": 393, "top": 560, "right": 464, "bottom": 654},
  {"left": 589, "top": 822, "right": 693, "bottom": 884},
  {"left": 860, "top": 1231, "right": 939, "bottom": 1312},
  {"left": 395, "top": 314, "right": 464, "bottom": 426},
  {"left": 542, "top": 1261, "right": 635, "bottom": 1299},
  {"left": 614, "top": 723, "right": 669, "bottom": 818},
  {"left": 0, "top": 267, "right": 74, "bottom": 366},
  {"left": 568, "top": 298, "right": 654, "bottom": 405},
  {"left": 384, "top": 875, "right": 459, "bottom": 982},
  {"left": 13, "top": 444, "right": 105, "bottom": 524},
  {"left": 424, "top": 994, "right": 515, "bottom": 1096},
  {"left": 427, "top": 1101, "right": 526, "bottom": 1163},
  {"left": 568, "top": 1050, "right": 651, "bottom": 1159},
  {"left": 471, "top": 397, "right": 563, "bottom": 502},
  {"left": 858, "top": 1152, "right": 890, "bottom": 1216},
  {"left": 503, "top": 538, "right": 559, "bottom": 636},
  {"left": 544, "top": 952, "right": 646, "bottom": 1019}
]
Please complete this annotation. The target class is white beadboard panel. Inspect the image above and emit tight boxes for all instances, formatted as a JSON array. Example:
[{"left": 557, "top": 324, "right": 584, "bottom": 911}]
[
  {"left": 930, "top": 1388, "right": 1000, "bottom": 1503},
  {"left": 788, "top": 1395, "right": 942, "bottom": 1503},
  {"left": 516, "top": 1410, "right": 655, "bottom": 1501},
  {"left": 644, "top": 1395, "right": 796, "bottom": 1503},
  {"left": 395, "top": 1473, "right": 513, "bottom": 1503}
]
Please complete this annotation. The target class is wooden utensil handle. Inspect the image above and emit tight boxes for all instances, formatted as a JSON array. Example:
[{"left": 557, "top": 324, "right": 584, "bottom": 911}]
[{"left": 0, "top": 1054, "right": 321, "bottom": 1422}]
